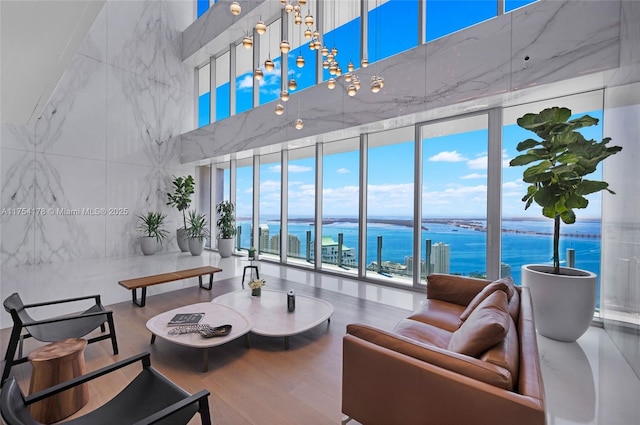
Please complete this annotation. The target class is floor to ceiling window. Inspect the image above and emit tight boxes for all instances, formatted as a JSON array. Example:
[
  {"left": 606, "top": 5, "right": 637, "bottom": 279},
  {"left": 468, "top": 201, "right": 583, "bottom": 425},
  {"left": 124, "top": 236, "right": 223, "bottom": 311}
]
[
  {"left": 236, "top": 158, "right": 253, "bottom": 253},
  {"left": 259, "top": 153, "right": 281, "bottom": 258},
  {"left": 216, "top": 51, "right": 230, "bottom": 121},
  {"left": 502, "top": 91, "right": 605, "bottom": 310},
  {"left": 258, "top": 19, "right": 282, "bottom": 105},
  {"left": 368, "top": 0, "right": 418, "bottom": 63},
  {"left": 322, "top": 0, "right": 360, "bottom": 82},
  {"left": 198, "top": 63, "right": 210, "bottom": 128},
  {"left": 286, "top": 147, "right": 316, "bottom": 266},
  {"left": 235, "top": 39, "right": 253, "bottom": 114},
  {"left": 321, "top": 137, "right": 360, "bottom": 275},
  {"left": 365, "top": 127, "right": 415, "bottom": 285},
  {"left": 421, "top": 114, "right": 489, "bottom": 280}
]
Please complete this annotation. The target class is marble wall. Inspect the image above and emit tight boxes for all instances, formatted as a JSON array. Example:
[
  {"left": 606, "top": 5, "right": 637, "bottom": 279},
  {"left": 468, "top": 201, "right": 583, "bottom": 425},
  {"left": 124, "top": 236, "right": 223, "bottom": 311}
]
[{"left": 1, "top": 0, "right": 195, "bottom": 268}]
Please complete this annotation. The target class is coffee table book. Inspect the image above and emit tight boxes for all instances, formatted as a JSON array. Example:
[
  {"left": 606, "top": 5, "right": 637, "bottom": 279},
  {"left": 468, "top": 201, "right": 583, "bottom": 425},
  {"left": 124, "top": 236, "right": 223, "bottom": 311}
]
[{"left": 167, "top": 312, "right": 204, "bottom": 326}]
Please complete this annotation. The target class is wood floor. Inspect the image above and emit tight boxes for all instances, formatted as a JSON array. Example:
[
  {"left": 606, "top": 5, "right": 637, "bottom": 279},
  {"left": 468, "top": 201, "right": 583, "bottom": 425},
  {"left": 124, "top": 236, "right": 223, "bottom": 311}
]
[{"left": 1, "top": 275, "right": 411, "bottom": 424}]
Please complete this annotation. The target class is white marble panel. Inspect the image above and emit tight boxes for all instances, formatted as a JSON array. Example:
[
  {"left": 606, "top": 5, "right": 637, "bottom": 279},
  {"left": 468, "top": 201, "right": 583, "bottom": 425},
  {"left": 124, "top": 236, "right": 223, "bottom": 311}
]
[
  {"left": 157, "top": 0, "right": 193, "bottom": 93},
  {"left": 105, "top": 162, "right": 191, "bottom": 257},
  {"left": 511, "top": 0, "right": 620, "bottom": 91},
  {"left": 33, "top": 153, "right": 107, "bottom": 264},
  {"left": 77, "top": 1, "right": 107, "bottom": 63},
  {"left": 34, "top": 54, "right": 107, "bottom": 160},
  {"left": 1, "top": 148, "right": 36, "bottom": 267},
  {"left": 106, "top": 0, "right": 158, "bottom": 81},
  {"left": 0, "top": 122, "right": 35, "bottom": 151},
  {"left": 106, "top": 67, "right": 192, "bottom": 167}
]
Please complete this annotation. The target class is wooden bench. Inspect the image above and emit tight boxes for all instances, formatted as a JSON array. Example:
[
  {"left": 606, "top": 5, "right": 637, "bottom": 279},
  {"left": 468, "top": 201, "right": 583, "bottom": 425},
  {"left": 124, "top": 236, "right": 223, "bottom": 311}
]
[{"left": 118, "top": 266, "right": 222, "bottom": 307}]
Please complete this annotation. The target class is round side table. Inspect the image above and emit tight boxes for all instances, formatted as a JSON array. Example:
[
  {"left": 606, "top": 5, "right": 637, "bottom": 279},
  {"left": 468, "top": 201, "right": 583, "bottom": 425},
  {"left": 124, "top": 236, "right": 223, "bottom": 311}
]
[{"left": 28, "top": 338, "right": 89, "bottom": 424}]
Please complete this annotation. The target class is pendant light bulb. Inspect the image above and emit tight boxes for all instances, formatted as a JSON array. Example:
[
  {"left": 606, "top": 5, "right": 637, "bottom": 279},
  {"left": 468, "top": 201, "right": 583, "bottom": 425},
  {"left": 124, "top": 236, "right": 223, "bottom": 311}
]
[
  {"left": 264, "top": 58, "right": 274, "bottom": 71},
  {"left": 280, "top": 40, "right": 290, "bottom": 53},
  {"left": 298, "top": 0, "right": 307, "bottom": 5},
  {"left": 371, "top": 79, "right": 381, "bottom": 93},
  {"left": 304, "top": 14, "right": 314, "bottom": 27},
  {"left": 331, "top": 47, "right": 338, "bottom": 57},
  {"left": 327, "top": 78, "right": 336, "bottom": 89},
  {"left": 321, "top": 46, "right": 329, "bottom": 57},
  {"left": 361, "top": 58, "right": 369, "bottom": 67},
  {"left": 304, "top": 29, "right": 312, "bottom": 39},
  {"left": 242, "top": 36, "right": 253, "bottom": 49},
  {"left": 347, "top": 61, "right": 355, "bottom": 72},
  {"left": 281, "top": 90, "right": 290, "bottom": 102},
  {"left": 294, "top": 14, "right": 302, "bottom": 25},
  {"left": 347, "top": 84, "right": 357, "bottom": 96},
  {"left": 254, "top": 68, "right": 264, "bottom": 80},
  {"left": 296, "top": 55, "right": 305, "bottom": 68},
  {"left": 230, "top": 2, "right": 241, "bottom": 15},
  {"left": 288, "top": 79, "right": 297, "bottom": 91},
  {"left": 295, "top": 118, "right": 304, "bottom": 130},
  {"left": 285, "top": 3, "right": 294, "bottom": 13},
  {"left": 275, "top": 103, "right": 285, "bottom": 115},
  {"left": 256, "top": 21, "right": 267, "bottom": 34}
]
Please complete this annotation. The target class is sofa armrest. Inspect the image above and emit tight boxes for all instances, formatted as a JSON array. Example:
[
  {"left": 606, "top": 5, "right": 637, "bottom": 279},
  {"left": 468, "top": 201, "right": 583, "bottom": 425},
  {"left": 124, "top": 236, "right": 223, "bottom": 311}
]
[
  {"left": 342, "top": 334, "right": 546, "bottom": 425},
  {"left": 426, "top": 273, "right": 492, "bottom": 306},
  {"left": 347, "top": 324, "right": 513, "bottom": 390}
]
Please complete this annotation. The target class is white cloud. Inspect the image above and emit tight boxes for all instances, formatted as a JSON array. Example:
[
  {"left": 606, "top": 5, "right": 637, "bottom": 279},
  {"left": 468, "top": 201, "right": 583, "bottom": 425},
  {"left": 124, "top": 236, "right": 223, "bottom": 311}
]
[
  {"left": 237, "top": 75, "right": 253, "bottom": 90},
  {"left": 467, "top": 155, "right": 488, "bottom": 170},
  {"left": 461, "top": 173, "right": 487, "bottom": 180},
  {"left": 428, "top": 151, "right": 468, "bottom": 162},
  {"left": 337, "top": 167, "right": 350, "bottom": 174},
  {"left": 289, "top": 164, "right": 312, "bottom": 173}
]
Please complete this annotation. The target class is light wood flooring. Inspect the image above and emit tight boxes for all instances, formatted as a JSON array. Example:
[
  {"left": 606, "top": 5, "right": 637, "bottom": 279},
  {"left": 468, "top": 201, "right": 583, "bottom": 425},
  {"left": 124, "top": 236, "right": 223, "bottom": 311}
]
[{"left": 1, "top": 275, "right": 411, "bottom": 425}]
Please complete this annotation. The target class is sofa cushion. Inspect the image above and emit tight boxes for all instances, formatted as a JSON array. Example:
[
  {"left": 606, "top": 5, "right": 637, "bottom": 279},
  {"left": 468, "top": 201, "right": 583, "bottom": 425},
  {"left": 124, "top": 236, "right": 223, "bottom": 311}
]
[
  {"left": 407, "top": 299, "right": 464, "bottom": 332},
  {"left": 393, "top": 318, "right": 453, "bottom": 349},
  {"left": 460, "top": 280, "right": 511, "bottom": 321},
  {"left": 480, "top": 316, "right": 520, "bottom": 389},
  {"left": 426, "top": 274, "right": 492, "bottom": 306},
  {"left": 448, "top": 291, "right": 510, "bottom": 357}
]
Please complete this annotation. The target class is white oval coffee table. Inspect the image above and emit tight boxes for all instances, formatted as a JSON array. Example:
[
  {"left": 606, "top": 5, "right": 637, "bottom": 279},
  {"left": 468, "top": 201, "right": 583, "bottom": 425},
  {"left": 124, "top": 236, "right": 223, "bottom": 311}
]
[
  {"left": 213, "top": 289, "right": 334, "bottom": 349},
  {"left": 146, "top": 302, "right": 252, "bottom": 371}
]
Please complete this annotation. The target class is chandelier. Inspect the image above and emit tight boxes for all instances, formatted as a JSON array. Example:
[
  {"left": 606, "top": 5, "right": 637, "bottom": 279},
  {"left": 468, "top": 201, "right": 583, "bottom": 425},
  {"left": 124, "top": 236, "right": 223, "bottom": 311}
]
[{"left": 234, "top": 1, "right": 383, "bottom": 130}]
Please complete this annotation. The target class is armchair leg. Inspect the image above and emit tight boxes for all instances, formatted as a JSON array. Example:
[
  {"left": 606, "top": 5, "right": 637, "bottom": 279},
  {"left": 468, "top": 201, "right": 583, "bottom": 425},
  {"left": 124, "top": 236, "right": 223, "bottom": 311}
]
[
  {"left": 1, "top": 326, "right": 21, "bottom": 386},
  {"left": 198, "top": 396, "right": 212, "bottom": 425},
  {"left": 107, "top": 313, "right": 119, "bottom": 355}
]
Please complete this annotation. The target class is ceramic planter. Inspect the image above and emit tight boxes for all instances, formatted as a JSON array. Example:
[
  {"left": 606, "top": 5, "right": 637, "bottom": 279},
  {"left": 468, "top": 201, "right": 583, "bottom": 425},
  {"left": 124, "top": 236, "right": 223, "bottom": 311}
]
[
  {"left": 521, "top": 264, "right": 597, "bottom": 342},
  {"left": 218, "top": 237, "right": 234, "bottom": 258},
  {"left": 176, "top": 228, "right": 189, "bottom": 252},
  {"left": 188, "top": 237, "right": 205, "bottom": 256},
  {"left": 140, "top": 237, "right": 157, "bottom": 255}
]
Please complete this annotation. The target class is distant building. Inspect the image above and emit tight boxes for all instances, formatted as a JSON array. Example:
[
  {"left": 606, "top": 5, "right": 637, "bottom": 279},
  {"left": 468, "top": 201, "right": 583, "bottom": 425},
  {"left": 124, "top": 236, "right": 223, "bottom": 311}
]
[
  {"left": 501, "top": 262, "right": 512, "bottom": 279},
  {"left": 259, "top": 224, "right": 270, "bottom": 253},
  {"left": 310, "top": 236, "right": 356, "bottom": 267},
  {"left": 432, "top": 242, "right": 451, "bottom": 274},
  {"left": 269, "top": 233, "right": 301, "bottom": 257}
]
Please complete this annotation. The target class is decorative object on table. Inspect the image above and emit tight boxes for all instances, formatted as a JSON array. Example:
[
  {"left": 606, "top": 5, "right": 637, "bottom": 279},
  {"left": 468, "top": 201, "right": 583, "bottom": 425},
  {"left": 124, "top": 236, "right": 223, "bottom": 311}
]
[
  {"left": 186, "top": 210, "right": 210, "bottom": 256},
  {"left": 137, "top": 211, "right": 168, "bottom": 255},
  {"left": 198, "top": 324, "right": 232, "bottom": 338},
  {"left": 509, "top": 106, "right": 622, "bottom": 342},
  {"left": 248, "top": 246, "right": 256, "bottom": 260},
  {"left": 287, "top": 290, "right": 296, "bottom": 312},
  {"left": 167, "top": 312, "right": 204, "bottom": 326},
  {"left": 166, "top": 175, "right": 195, "bottom": 252},
  {"left": 249, "top": 278, "right": 266, "bottom": 297},
  {"left": 215, "top": 200, "right": 236, "bottom": 258}
]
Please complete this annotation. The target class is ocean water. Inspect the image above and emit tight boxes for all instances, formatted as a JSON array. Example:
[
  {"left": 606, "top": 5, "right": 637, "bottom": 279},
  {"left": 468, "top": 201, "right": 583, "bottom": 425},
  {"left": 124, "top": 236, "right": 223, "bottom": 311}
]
[{"left": 236, "top": 218, "right": 602, "bottom": 287}]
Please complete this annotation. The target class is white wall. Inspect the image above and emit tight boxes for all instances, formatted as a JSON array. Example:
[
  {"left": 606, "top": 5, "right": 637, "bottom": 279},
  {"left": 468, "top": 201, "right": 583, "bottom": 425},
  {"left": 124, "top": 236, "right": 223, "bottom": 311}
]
[{"left": 1, "top": 0, "right": 195, "bottom": 268}]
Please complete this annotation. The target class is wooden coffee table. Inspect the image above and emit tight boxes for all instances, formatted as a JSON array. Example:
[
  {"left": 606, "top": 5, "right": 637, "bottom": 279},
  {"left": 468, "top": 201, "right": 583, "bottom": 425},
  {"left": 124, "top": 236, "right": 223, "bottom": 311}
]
[
  {"left": 146, "top": 302, "right": 252, "bottom": 371},
  {"left": 213, "top": 289, "right": 334, "bottom": 349}
]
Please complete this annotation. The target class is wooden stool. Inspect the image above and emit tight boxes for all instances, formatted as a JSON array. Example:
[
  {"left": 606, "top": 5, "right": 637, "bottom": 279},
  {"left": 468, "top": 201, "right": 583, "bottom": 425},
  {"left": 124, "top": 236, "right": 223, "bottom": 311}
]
[{"left": 28, "top": 338, "right": 89, "bottom": 424}]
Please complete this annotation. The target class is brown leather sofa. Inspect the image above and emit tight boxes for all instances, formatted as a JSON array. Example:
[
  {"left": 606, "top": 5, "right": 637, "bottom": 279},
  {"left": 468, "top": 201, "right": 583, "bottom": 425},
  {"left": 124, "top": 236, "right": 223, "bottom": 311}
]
[{"left": 342, "top": 274, "right": 546, "bottom": 425}]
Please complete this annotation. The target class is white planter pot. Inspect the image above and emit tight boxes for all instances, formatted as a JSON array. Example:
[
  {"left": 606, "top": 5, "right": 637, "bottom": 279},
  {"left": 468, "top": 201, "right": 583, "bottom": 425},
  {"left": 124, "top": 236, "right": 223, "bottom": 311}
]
[
  {"left": 521, "top": 264, "right": 597, "bottom": 342},
  {"left": 140, "top": 237, "right": 157, "bottom": 256},
  {"left": 188, "top": 238, "right": 205, "bottom": 256},
  {"left": 218, "top": 237, "right": 234, "bottom": 258},
  {"left": 176, "top": 228, "right": 189, "bottom": 252}
]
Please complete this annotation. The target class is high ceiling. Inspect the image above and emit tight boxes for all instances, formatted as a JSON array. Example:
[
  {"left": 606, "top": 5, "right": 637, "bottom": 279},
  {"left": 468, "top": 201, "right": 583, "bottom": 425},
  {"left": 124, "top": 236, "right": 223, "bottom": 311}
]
[{"left": 0, "top": 0, "right": 105, "bottom": 125}]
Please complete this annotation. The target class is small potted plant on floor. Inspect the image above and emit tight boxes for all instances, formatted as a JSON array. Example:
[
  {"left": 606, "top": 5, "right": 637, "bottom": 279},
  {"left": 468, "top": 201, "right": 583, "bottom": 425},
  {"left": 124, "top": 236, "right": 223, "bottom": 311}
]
[
  {"left": 186, "top": 210, "right": 210, "bottom": 256},
  {"left": 137, "top": 211, "right": 168, "bottom": 255},
  {"left": 509, "top": 106, "right": 622, "bottom": 341},
  {"left": 166, "top": 175, "right": 195, "bottom": 252},
  {"left": 215, "top": 201, "right": 236, "bottom": 258}
]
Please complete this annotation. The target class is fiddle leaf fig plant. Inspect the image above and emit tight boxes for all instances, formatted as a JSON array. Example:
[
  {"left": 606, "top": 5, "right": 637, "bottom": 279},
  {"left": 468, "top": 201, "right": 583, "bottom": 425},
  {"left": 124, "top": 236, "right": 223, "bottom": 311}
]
[
  {"left": 509, "top": 107, "right": 622, "bottom": 274},
  {"left": 166, "top": 175, "right": 195, "bottom": 229},
  {"left": 215, "top": 201, "right": 236, "bottom": 239}
]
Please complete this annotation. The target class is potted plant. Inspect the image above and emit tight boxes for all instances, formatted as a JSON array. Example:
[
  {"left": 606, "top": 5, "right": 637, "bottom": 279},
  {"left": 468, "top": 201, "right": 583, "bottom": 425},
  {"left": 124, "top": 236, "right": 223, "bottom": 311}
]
[
  {"left": 166, "top": 175, "right": 195, "bottom": 252},
  {"left": 216, "top": 201, "right": 236, "bottom": 258},
  {"left": 509, "top": 106, "right": 622, "bottom": 341},
  {"left": 137, "top": 211, "right": 168, "bottom": 255},
  {"left": 248, "top": 246, "right": 256, "bottom": 260},
  {"left": 186, "top": 210, "right": 210, "bottom": 256}
]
